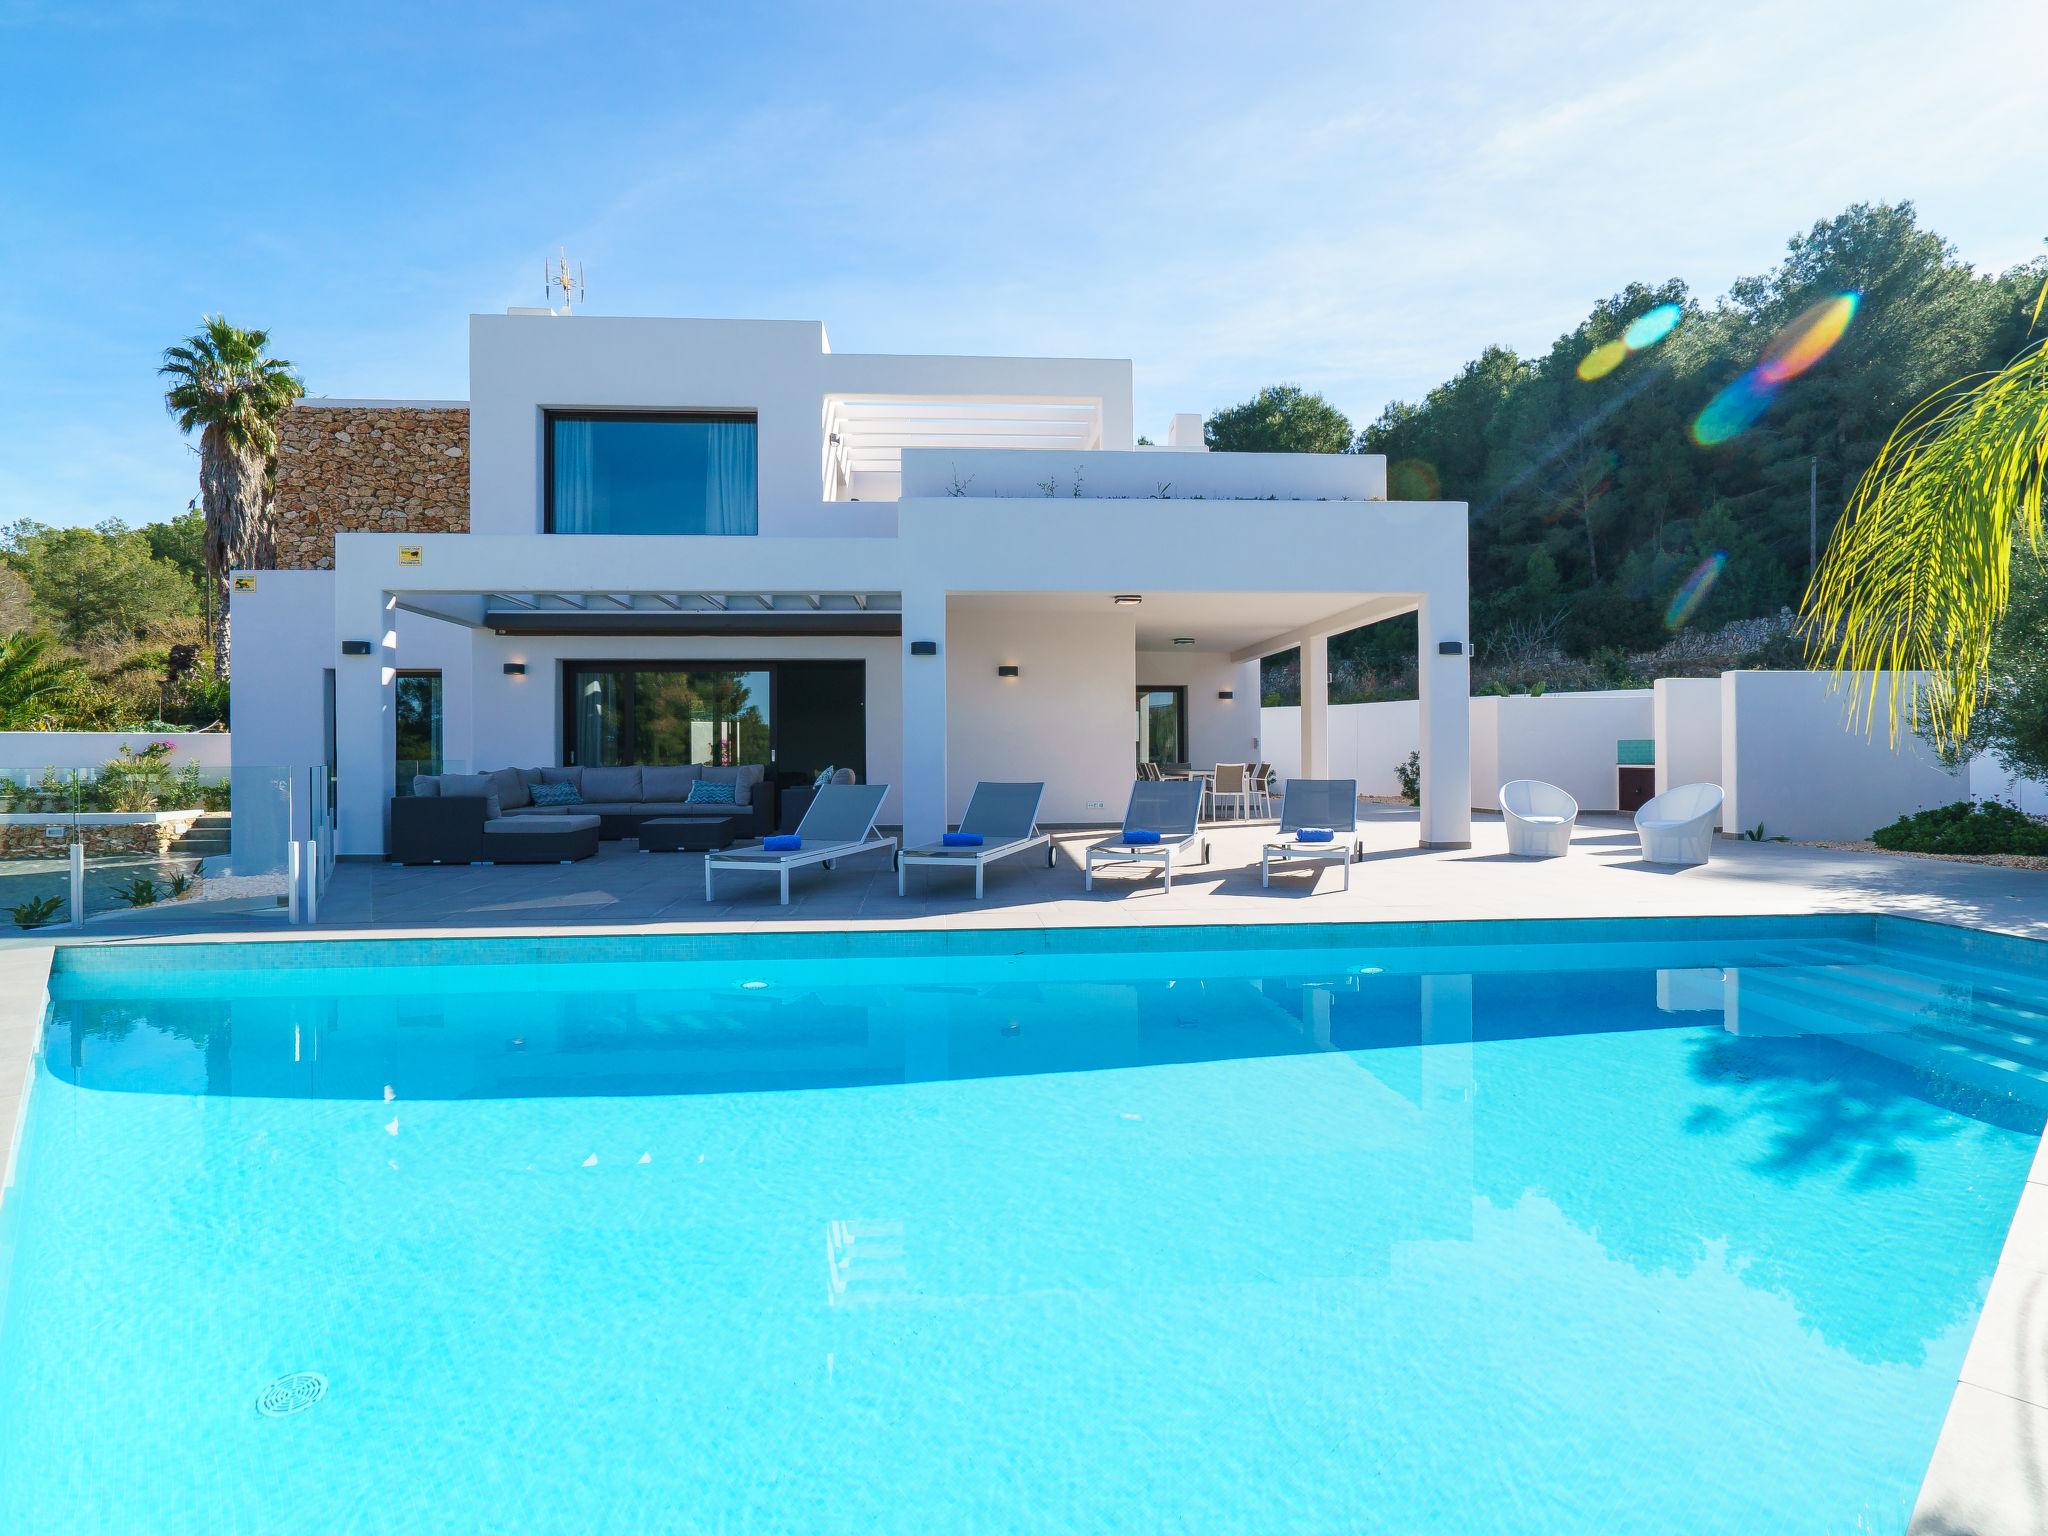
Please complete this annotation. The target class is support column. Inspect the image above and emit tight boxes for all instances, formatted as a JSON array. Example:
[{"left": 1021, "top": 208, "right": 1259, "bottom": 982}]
[
  {"left": 1416, "top": 596, "right": 1472, "bottom": 848},
  {"left": 900, "top": 587, "right": 949, "bottom": 849},
  {"left": 1299, "top": 633, "right": 1330, "bottom": 778},
  {"left": 334, "top": 587, "right": 399, "bottom": 857}
]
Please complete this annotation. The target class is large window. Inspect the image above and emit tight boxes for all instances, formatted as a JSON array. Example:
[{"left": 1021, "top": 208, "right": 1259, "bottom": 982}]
[
  {"left": 562, "top": 661, "right": 864, "bottom": 785},
  {"left": 546, "top": 411, "right": 758, "bottom": 535}
]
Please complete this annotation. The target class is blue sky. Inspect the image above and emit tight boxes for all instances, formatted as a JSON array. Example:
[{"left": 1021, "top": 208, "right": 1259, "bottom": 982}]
[{"left": 1, "top": 0, "right": 2041, "bottom": 529}]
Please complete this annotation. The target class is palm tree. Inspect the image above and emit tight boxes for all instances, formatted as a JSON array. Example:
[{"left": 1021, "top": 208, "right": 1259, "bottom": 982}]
[
  {"left": 0, "top": 630, "right": 85, "bottom": 729},
  {"left": 1800, "top": 285, "right": 2048, "bottom": 752},
  {"left": 160, "top": 317, "right": 304, "bottom": 677}
]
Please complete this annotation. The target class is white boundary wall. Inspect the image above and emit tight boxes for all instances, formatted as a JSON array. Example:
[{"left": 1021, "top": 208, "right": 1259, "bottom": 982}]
[
  {"left": 1269, "top": 670, "right": 2046, "bottom": 838},
  {"left": 1720, "top": 671, "right": 1968, "bottom": 840},
  {"left": 1469, "top": 691, "right": 1652, "bottom": 813},
  {"left": 1653, "top": 678, "right": 1723, "bottom": 805}
]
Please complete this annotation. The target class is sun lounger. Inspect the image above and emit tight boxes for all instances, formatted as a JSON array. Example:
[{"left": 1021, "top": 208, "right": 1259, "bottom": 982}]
[
  {"left": 1259, "top": 778, "right": 1363, "bottom": 891},
  {"left": 897, "top": 781, "right": 1053, "bottom": 898},
  {"left": 1083, "top": 779, "right": 1208, "bottom": 893},
  {"left": 704, "top": 783, "right": 895, "bottom": 904}
]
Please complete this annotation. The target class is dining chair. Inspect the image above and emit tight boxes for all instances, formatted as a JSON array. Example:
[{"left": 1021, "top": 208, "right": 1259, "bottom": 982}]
[{"left": 1209, "top": 763, "right": 1251, "bottom": 821}]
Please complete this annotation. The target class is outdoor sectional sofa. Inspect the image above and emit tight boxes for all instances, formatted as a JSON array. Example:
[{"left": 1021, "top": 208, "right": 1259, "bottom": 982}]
[{"left": 392, "top": 763, "right": 772, "bottom": 864}]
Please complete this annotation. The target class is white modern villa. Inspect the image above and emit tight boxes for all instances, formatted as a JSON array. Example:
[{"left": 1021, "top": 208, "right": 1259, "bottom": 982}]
[{"left": 229, "top": 310, "right": 1474, "bottom": 857}]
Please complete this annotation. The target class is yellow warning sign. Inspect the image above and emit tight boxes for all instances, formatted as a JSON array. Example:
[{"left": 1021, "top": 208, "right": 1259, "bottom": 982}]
[
  {"left": 397, "top": 545, "right": 423, "bottom": 566},
  {"left": 232, "top": 575, "right": 257, "bottom": 592}
]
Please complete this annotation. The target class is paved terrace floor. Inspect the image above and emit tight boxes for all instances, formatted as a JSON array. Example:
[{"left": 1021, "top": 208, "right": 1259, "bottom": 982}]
[{"left": 25, "top": 803, "right": 2048, "bottom": 943}]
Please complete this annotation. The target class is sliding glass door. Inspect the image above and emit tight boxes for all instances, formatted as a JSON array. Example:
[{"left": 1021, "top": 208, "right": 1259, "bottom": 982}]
[
  {"left": 562, "top": 661, "right": 863, "bottom": 784},
  {"left": 1136, "top": 686, "right": 1187, "bottom": 768}
]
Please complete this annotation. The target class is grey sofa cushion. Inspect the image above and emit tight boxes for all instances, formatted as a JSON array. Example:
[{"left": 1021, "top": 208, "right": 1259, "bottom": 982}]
[
  {"left": 411, "top": 774, "right": 441, "bottom": 797},
  {"left": 539, "top": 767, "right": 582, "bottom": 790},
  {"left": 439, "top": 772, "right": 503, "bottom": 820},
  {"left": 701, "top": 764, "right": 765, "bottom": 795},
  {"left": 640, "top": 764, "right": 701, "bottom": 800},
  {"left": 581, "top": 765, "right": 642, "bottom": 802},
  {"left": 485, "top": 767, "right": 532, "bottom": 811},
  {"left": 518, "top": 767, "right": 547, "bottom": 786},
  {"left": 486, "top": 813, "right": 600, "bottom": 835}
]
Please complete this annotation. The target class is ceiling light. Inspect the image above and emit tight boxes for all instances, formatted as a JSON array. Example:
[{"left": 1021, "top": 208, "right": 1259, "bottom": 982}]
[
  {"left": 1112, "top": 594, "right": 1142, "bottom": 606},
  {"left": 1172, "top": 637, "right": 1195, "bottom": 647}
]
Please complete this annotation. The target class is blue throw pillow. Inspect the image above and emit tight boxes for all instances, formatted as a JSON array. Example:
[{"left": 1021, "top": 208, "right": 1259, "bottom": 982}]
[
  {"left": 942, "top": 831, "right": 984, "bottom": 847},
  {"left": 763, "top": 834, "right": 802, "bottom": 851},
  {"left": 813, "top": 765, "right": 835, "bottom": 788},
  {"left": 531, "top": 781, "right": 582, "bottom": 807},
  {"left": 1295, "top": 827, "right": 1335, "bottom": 844},
  {"left": 1123, "top": 829, "right": 1161, "bottom": 845},
  {"left": 686, "top": 780, "right": 737, "bottom": 805}
]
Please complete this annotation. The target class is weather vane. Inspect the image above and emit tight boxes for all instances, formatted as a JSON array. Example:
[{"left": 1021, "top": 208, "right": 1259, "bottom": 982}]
[{"left": 546, "top": 249, "right": 586, "bottom": 313}]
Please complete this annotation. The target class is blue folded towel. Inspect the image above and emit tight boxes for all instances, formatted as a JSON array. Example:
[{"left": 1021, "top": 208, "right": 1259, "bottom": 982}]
[
  {"left": 763, "top": 835, "right": 802, "bottom": 851},
  {"left": 942, "top": 831, "right": 984, "bottom": 847},
  {"left": 1123, "top": 828, "right": 1161, "bottom": 845},
  {"left": 1295, "top": 828, "right": 1335, "bottom": 844}
]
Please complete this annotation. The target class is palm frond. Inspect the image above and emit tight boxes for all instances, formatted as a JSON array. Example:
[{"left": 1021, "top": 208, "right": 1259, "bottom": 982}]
[
  {"left": 1799, "top": 333, "right": 2048, "bottom": 751},
  {"left": 158, "top": 314, "right": 304, "bottom": 452}
]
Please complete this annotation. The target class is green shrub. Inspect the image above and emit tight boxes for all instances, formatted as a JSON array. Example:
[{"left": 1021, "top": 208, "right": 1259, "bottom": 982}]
[
  {"left": 1871, "top": 800, "right": 2048, "bottom": 856},
  {"left": 1395, "top": 750, "right": 1421, "bottom": 806}
]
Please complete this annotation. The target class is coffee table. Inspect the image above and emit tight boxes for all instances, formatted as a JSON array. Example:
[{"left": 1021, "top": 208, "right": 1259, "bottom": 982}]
[{"left": 638, "top": 815, "right": 749, "bottom": 852}]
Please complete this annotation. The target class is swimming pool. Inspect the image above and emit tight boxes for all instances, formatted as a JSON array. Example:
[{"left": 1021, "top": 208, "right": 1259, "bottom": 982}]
[{"left": 1, "top": 915, "right": 2042, "bottom": 1533}]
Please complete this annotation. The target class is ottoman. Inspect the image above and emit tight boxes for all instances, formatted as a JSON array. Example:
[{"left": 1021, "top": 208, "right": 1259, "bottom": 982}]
[
  {"left": 482, "top": 813, "right": 601, "bottom": 863},
  {"left": 639, "top": 815, "right": 749, "bottom": 852}
]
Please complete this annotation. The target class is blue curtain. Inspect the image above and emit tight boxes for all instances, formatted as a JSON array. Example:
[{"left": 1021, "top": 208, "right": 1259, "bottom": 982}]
[
  {"left": 703, "top": 419, "right": 757, "bottom": 535},
  {"left": 551, "top": 418, "right": 598, "bottom": 533}
]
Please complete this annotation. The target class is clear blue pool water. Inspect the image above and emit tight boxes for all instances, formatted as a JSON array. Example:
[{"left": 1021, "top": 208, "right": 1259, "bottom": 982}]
[{"left": 1, "top": 916, "right": 2044, "bottom": 1534}]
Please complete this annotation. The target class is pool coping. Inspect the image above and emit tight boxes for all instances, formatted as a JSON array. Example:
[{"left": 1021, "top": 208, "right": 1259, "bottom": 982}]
[
  {"left": 0, "top": 944, "right": 51, "bottom": 1208},
  {"left": 7, "top": 915, "right": 2048, "bottom": 1526}
]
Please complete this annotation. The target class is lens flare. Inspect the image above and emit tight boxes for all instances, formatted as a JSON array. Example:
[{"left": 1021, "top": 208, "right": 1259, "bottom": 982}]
[
  {"left": 1622, "top": 302, "right": 1683, "bottom": 351},
  {"left": 1388, "top": 458, "right": 1441, "bottom": 500},
  {"left": 1578, "top": 301, "right": 1684, "bottom": 382},
  {"left": 1692, "top": 291, "right": 1859, "bottom": 446},
  {"left": 1576, "top": 339, "right": 1629, "bottom": 381},
  {"left": 1665, "top": 552, "right": 1727, "bottom": 629},
  {"left": 1756, "top": 292, "right": 1859, "bottom": 385}
]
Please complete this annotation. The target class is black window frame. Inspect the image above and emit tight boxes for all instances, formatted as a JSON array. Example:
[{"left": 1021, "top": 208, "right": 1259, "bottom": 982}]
[
  {"left": 559, "top": 659, "right": 865, "bottom": 784},
  {"left": 542, "top": 409, "right": 760, "bottom": 535}
]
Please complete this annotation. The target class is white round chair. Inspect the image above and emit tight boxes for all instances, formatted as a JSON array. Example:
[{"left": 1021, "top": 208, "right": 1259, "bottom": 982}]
[
  {"left": 1500, "top": 779, "right": 1578, "bottom": 857},
  {"left": 1634, "top": 783, "right": 1725, "bottom": 866}
]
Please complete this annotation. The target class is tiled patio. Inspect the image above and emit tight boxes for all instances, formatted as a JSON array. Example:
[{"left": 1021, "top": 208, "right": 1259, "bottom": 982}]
[{"left": 26, "top": 802, "right": 2048, "bottom": 943}]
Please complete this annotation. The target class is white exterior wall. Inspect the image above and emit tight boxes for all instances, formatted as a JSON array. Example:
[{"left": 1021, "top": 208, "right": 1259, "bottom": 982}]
[
  {"left": 1260, "top": 701, "right": 1419, "bottom": 797},
  {"left": 0, "top": 731, "right": 232, "bottom": 774},
  {"left": 945, "top": 603, "right": 1135, "bottom": 825},
  {"left": 1470, "top": 691, "right": 1654, "bottom": 813},
  {"left": 468, "top": 315, "right": 1133, "bottom": 542},
  {"left": 1653, "top": 677, "right": 1724, "bottom": 805},
  {"left": 229, "top": 570, "right": 338, "bottom": 777},
  {"left": 1721, "top": 671, "right": 1969, "bottom": 840},
  {"left": 1135, "top": 650, "right": 1262, "bottom": 773}
]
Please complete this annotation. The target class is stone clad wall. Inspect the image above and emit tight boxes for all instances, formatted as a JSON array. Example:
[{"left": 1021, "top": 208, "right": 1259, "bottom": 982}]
[{"left": 273, "top": 403, "right": 470, "bottom": 569}]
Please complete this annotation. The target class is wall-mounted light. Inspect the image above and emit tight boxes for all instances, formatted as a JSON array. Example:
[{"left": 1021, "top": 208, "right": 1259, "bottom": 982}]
[
  {"left": 340, "top": 640, "right": 372, "bottom": 656},
  {"left": 1438, "top": 640, "right": 1465, "bottom": 656},
  {"left": 910, "top": 640, "right": 938, "bottom": 656},
  {"left": 1112, "top": 594, "right": 1142, "bottom": 606},
  {"left": 997, "top": 664, "right": 1020, "bottom": 678},
  {"left": 1172, "top": 637, "right": 1195, "bottom": 647},
  {"left": 1217, "top": 690, "right": 1234, "bottom": 700},
  {"left": 503, "top": 662, "right": 527, "bottom": 676}
]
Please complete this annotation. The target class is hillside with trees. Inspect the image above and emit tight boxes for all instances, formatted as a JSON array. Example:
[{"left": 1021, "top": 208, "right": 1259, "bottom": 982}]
[{"left": 1252, "top": 203, "right": 2046, "bottom": 704}]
